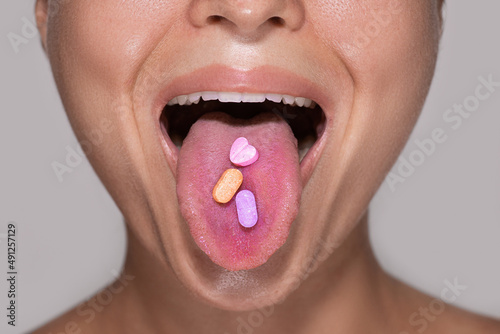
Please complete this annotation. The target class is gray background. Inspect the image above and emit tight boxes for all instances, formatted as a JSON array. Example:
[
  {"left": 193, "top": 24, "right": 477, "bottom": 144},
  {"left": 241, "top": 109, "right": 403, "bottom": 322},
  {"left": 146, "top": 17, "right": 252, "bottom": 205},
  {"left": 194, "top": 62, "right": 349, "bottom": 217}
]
[{"left": 1, "top": 1, "right": 499, "bottom": 333}]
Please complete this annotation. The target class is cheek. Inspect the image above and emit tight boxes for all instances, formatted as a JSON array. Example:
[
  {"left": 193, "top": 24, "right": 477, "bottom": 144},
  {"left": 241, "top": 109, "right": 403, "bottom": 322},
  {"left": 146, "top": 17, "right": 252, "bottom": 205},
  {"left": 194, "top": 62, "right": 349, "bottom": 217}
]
[
  {"left": 48, "top": 0, "right": 180, "bottom": 90},
  {"left": 310, "top": 0, "right": 440, "bottom": 133},
  {"left": 45, "top": 0, "right": 185, "bottom": 165},
  {"left": 44, "top": 0, "right": 186, "bottom": 210},
  {"left": 311, "top": 0, "right": 439, "bottom": 71},
  {"left": 308, "top": 1, "right": 441, "bottom": 213}
]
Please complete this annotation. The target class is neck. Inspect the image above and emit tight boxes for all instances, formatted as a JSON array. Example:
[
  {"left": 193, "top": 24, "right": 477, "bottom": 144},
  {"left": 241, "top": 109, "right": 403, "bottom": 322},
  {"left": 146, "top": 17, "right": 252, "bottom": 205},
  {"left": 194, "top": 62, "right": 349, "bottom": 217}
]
[{"left": 107, "top": 214, "right": 394, "bottom": 333}]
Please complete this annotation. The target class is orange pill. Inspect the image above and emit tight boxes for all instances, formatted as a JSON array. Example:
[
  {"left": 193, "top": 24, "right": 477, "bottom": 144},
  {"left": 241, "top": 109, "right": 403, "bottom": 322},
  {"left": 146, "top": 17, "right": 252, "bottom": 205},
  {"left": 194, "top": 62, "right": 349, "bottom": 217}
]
[{"left": 213, "top": 169, "right": 243, "bottom": 204}]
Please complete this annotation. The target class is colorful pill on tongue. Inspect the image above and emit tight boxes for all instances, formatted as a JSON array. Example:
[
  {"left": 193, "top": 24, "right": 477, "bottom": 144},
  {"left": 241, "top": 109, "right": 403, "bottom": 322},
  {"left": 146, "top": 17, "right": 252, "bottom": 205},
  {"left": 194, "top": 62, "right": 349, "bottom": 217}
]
[
  {"left": 230, "top": 137, "right": 259, "bottom": 167},
  {"left": 235, "top": 190, "right": 258, "bottom": 228},
  {"left": 213, "top": 169, "right": 243, "bottom": 204}
]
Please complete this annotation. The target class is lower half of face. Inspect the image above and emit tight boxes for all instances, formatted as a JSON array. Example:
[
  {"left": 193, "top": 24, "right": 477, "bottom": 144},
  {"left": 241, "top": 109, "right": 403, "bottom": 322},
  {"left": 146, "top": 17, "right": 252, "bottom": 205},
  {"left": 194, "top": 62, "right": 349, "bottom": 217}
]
[{"left": 44, "top": 0, "right": 441, "bottom": 309}]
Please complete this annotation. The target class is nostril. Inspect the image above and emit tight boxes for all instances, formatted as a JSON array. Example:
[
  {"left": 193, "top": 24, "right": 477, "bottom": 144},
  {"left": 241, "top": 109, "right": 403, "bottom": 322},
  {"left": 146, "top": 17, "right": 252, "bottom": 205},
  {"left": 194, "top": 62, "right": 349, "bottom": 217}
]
[
  {"left": 206, "top": 14, "right": 285, "bottom": 32},
  {"left": 189, "top": 0, "right": 305, "bottom": 35},
  {"left": 208, "top": 15, "right": 224, "bottom": 24},
  {"left": 269, "top": 16, "right": 285, "bottom": 27}
]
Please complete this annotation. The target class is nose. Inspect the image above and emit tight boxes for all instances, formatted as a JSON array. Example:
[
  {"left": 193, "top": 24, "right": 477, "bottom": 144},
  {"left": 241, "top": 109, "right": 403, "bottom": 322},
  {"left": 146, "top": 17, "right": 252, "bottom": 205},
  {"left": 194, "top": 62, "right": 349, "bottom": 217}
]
[{"left": 189, "top": 0, "right": 304, "bottom": 37}]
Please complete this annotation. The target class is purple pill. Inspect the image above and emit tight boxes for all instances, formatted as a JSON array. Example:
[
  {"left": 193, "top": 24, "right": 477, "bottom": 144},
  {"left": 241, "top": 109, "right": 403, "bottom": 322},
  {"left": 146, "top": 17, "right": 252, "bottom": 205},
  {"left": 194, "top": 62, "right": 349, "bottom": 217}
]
[{"left": 235, "top": 190, "right": 258, "bottom": 228}]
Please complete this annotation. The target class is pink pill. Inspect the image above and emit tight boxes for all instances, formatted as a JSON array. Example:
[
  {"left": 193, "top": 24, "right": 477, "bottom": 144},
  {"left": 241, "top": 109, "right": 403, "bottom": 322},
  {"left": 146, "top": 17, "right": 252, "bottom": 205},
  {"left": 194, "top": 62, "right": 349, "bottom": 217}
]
[
  {"left": 230, "top": 137, "right": 259, "bottom": 167},
  {"left": 235, "top": 190, "right": 258, "bottom": 228}
]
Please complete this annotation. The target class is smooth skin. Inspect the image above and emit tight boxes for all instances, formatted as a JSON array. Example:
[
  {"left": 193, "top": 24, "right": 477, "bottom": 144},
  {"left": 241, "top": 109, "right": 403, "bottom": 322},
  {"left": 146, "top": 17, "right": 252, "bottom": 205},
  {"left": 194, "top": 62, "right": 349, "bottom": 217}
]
[{"left": 34, "top": 0, "right": 500, "bottom": 333}]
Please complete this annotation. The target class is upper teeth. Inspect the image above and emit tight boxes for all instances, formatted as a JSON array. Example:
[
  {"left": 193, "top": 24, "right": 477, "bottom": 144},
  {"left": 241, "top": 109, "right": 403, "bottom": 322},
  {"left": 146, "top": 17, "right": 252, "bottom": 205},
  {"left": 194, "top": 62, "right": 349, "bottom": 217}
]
[{"left": 167, "top": 92, "right": 316, "bottom": 108}]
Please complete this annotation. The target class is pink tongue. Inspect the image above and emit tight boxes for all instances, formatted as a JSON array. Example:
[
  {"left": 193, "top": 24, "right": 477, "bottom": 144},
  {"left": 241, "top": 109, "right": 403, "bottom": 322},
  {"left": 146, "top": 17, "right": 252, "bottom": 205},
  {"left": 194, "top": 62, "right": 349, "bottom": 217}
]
[{"left": 177, "top": 111, "right": 302, "bottom": 271}]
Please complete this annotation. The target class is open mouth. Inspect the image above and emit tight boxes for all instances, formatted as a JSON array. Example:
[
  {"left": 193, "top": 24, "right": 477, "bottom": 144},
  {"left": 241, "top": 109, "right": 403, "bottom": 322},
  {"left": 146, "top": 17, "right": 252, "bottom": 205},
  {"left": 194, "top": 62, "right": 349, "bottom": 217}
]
[
  {"left": 161, "top": 92, "right": 325, "bottom": 162},
  {"left": 159, "top": 91, "right": 327, "bottom": 271}
]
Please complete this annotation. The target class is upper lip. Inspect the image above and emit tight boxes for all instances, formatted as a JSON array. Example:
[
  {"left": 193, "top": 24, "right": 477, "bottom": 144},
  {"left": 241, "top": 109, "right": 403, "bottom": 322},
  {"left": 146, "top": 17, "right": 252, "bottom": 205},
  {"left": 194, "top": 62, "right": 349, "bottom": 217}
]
[{"left": 152, "top": 64, "right": 334, "bottom": 120}]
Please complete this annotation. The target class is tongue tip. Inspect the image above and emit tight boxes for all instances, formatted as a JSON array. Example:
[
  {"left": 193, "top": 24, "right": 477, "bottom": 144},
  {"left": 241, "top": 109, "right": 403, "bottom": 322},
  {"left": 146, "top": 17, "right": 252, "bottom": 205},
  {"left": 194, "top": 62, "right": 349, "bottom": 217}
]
[
  {"left": 186, "top": 199, "right": 300, "bottom": 271},
  {"left": 193, "top": 226, "right": 291, "bottom": 271}
]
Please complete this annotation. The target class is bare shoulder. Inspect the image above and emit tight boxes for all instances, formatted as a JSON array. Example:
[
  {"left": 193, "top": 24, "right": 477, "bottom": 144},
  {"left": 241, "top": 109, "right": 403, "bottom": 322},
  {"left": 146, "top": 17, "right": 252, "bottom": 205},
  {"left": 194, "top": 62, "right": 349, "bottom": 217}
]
[
  {"left": 436, "top": 304, "right": 500, "bottom": 334},
  {"left": 30, "top": 287, "right": 117, "bottom": 334},
  {"left": 31, "top": 305, "right": 93, "bottom": 334},
  {"left": 391, "top": 277, "right": 500, "bottom": 334},
  {"left": 31, "top": 273, "right": 135, "bottom": 333}
]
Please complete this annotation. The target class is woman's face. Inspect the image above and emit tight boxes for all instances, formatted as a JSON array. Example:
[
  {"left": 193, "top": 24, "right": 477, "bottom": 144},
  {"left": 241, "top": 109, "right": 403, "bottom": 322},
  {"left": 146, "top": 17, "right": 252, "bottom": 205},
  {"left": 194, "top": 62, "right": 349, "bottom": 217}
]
[{"left": 38, "top": 0, "right": 442, "bottom": 309}]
